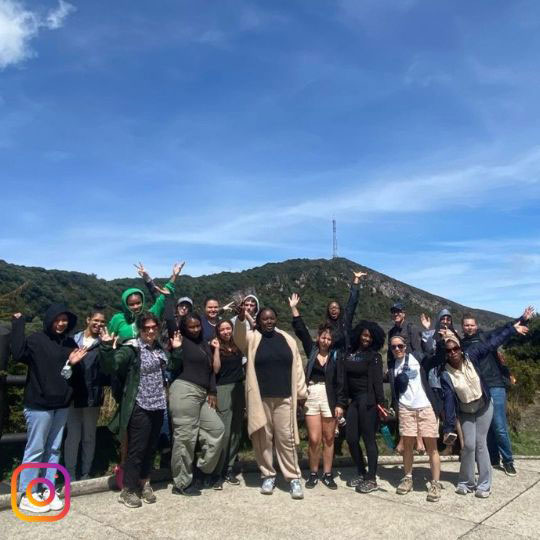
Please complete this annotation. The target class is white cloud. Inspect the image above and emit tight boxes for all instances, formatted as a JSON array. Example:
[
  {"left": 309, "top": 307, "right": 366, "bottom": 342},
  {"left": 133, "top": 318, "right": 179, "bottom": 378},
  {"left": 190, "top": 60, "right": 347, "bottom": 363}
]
[{"left": 0, "top": 0, "right": 75, "bottom": 69}]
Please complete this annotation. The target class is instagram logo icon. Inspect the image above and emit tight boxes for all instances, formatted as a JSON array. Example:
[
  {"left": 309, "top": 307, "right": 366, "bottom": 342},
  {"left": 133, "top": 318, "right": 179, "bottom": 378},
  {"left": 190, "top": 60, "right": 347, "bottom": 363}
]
[{"left": 11, "top": 463, "right": 71, "bottom": 522}]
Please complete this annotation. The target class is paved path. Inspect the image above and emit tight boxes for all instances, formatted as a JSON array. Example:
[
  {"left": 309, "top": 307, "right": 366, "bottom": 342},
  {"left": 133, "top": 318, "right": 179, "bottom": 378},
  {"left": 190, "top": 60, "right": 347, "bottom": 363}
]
[{"left": 2, "top": 460, "right": 540, "bottom": 539}]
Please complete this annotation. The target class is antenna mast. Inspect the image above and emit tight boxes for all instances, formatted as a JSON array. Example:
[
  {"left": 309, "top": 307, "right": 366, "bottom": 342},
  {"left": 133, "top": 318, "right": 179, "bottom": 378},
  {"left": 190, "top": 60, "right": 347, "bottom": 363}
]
[{"left": 332, "top": 218, "right": 338, "bottom": 259}]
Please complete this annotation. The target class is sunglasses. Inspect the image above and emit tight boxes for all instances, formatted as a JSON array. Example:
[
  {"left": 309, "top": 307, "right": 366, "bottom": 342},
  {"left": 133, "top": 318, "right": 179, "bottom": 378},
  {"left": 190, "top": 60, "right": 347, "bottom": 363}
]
[
  {"left": 446, "top": 346, "right": 461, "bottom": 354},
  {"left": 391, "top": 344, "right": 405, "bottom": 350}
]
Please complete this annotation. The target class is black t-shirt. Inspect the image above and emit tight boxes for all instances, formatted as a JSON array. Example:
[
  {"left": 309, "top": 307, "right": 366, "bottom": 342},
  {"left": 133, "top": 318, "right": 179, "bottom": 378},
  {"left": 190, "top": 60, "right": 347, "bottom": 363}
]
[
  {"left": 310, "top": 357, "right": 326, "bottom": 384},
  {"left": 176, "top": 338, "right": 213, "bottom": 391},
  {"left": 255, "top": 332, "right": 292, "bottom": 398},
  {"left": 217, "top": 350, "right": 244, "bottom": 386},
  {"left": 344, "top": 352, "right": 370, "bottom": 398}
]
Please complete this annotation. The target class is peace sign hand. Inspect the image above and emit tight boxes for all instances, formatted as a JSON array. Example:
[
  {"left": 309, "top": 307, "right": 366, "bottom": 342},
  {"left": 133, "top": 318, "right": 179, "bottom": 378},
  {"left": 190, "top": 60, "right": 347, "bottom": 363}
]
[{"left": 134, "top": 262, "right": 149, "bottom": 279}]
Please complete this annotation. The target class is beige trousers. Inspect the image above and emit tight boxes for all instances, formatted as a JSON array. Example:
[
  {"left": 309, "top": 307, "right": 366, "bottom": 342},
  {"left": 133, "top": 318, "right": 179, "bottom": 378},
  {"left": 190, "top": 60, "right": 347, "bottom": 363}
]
[{"left": 251, "top": 397, "right": 301, "bottom": 481}]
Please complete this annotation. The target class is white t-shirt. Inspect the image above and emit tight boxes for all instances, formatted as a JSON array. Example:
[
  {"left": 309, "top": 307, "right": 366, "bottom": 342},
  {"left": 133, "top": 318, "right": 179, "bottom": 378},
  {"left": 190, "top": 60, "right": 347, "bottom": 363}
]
[{"left": 394, "top": 353, "right": 430, "bottom": 409}]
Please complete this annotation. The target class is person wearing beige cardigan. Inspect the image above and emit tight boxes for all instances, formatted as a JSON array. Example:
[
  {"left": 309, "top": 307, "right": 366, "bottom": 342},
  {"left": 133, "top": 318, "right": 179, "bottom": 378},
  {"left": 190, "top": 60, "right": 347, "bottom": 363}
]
[{"left": 234, "top": 306, "right": 308, "bottom": 499}]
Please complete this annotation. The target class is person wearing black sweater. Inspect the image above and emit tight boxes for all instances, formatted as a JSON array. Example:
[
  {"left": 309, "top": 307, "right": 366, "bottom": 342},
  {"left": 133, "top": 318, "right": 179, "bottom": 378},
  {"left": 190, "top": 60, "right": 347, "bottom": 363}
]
[
  {"left": 11, "top": 304, "right": 87, "bottom": 514},
  {"left": 289, "top": 293, "right": 339, "bottom": 490},
  {"left": 210, "top": 320, "right": 245, "bottom": 487},
  {"left": 335, "top": 319, "right": 386, "bottom": 494},
  {"left": 168, "top": 313, "right": 224, "bottom": 496}
]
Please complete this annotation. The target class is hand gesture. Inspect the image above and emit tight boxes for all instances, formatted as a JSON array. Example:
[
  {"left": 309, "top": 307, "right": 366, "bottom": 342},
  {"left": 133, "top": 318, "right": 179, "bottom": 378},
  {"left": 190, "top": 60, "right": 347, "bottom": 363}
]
[
  {"left": 210, "top": 338, "right": 220, "bottom": 349},
  {"left": 235, "top": 304, "right": 247, "bottom": 321},
  {"left": 13, "top": 312, "right": 22, "bottom": 319},
  {"left": 352, "top": 270, "right": 367, "bottom": 284},
  {"left": 438, "top": 328, "right": 457, "bottom": 341},
  {"left": 134, "top": 261, "right": 149, "bottom": 279},
  {"left": 100, "top": 327, "right": 116, "bottom": 346},
  {"left": 513, "top": 321, "right": 529, "bottom": 336},
  {"left": 420, "top": 313, "right": 431, "bottom": 330},
  {"left": 222, "top": 301, "right": 235, "bottom": 312},
  {"left": 521, "top": 305, "right": 535, "bottom": 321},
  {"left": 288, "top": 293, "right": 300, "bottom": 309},
  {"left": 207, "top": 394, "right": 217, "bottom": 409},
  {"left": 170, "top": 330, "right": 183, "bottom": 349},
  {"left": 68, "top": 347, "right": 88, "bottom": 366},
  {"left": 335, "top": 406, "right": 344, "bottom": 419},
  {"left": 172, "top": 262, "right": 185, "bottom": 277}
]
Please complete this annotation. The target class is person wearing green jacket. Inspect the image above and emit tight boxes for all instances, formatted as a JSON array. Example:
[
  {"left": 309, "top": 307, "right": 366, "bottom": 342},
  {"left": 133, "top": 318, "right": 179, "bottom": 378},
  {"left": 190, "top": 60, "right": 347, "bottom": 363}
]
[
  {"left": 108, "top": 262, "right": 183, "bottom": 342},
  {"left": 99, "top": 313, "right": 183, "bottom": 508}
]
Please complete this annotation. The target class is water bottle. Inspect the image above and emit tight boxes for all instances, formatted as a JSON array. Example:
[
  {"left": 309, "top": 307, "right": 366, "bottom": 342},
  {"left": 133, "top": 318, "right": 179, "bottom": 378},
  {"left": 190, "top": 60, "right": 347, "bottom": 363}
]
[{"left": 380, "top": 425, "right": 395, "bottom": 450}]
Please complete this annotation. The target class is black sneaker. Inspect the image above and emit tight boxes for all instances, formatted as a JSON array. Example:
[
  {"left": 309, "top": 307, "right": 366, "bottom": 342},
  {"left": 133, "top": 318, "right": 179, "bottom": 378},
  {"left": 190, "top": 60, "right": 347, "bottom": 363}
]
[
  {"left": 356, "top": 479, "right": 377, "bottom": 494},
  {"left": 503, "top": 462, "right": 517, "bottom": 476},
  {"left": 172, "top": 484, "right": 202, "bottom": 497},
  {"left": 346, "top": 475, "right": 364, "bottom": 488},
  {"left": 321, "top": 474, "right": 338, "bottom": 490},
  {"left": 305, "top": 473, "right": 319, "bottom": 489},
  {"left": 224, "top": 473, "right": 240, "bottom": 486},
  {"left": 212, "top": 477, "right": 224, "bottom": 490}
]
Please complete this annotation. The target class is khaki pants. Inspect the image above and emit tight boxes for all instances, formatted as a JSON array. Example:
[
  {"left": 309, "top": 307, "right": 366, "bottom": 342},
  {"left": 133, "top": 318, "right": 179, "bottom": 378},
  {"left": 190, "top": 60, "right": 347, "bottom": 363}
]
[
  {"left": 251, "top": 397, "right": 301, "bottom": 481},
  {"left": 169, "top": 379, "right": 224, "bottom": 489}
]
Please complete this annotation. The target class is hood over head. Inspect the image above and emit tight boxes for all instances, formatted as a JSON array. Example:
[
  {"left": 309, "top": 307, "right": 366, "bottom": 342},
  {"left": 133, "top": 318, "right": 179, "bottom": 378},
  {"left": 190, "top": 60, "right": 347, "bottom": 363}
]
[
  {"left": 435, "top": 307, "right": 455, "bottom": 333},
  {"left": 43, "top": 303, "right": 77, "bottom": 336},
  {"left": 121, "top": 287, "right": 146, "bottom": 314},
  {"left": 243, "top": 294, "right": 260, "bottom": 315}
]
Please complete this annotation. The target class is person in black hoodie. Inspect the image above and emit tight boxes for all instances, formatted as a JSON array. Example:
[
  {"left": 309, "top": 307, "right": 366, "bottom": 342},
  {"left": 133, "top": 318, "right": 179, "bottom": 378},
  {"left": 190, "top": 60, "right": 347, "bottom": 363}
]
[
  {"left": 11, "top": 304, "right": 87, "bottom": 514},
  {"left": 289, "top": 293, "right": 339, "bottom": 490},
  {"left": 335, "top": 320, "right": 386, "bottom": 494},
  {"left": 64, "top": 306, "right": 108, "bottom": 480}
]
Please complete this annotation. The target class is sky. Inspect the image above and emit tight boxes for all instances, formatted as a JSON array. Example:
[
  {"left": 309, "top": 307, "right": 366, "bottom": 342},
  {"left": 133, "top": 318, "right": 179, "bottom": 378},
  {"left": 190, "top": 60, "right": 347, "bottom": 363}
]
[{"left": 1, "top": 0, "right": 539, "bottom": 316}]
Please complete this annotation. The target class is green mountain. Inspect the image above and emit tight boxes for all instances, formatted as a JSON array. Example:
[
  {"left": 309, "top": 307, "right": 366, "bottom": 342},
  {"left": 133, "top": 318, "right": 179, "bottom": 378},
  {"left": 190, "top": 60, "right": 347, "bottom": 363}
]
[{"left": 0, "top": 257, "right": 510, "bottom": 331}]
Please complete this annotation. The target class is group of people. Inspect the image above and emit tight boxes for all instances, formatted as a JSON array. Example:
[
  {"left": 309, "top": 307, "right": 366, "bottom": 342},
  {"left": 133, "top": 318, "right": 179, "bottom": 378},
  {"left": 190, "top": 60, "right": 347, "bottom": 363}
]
[{"left": 10, "top": 261, "right": 534, "bottom": 513}]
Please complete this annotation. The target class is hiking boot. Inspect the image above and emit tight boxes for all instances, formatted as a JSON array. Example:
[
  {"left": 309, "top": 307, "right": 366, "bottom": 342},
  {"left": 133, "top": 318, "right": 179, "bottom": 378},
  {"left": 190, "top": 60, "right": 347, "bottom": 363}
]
[
  {"left": 475, "top": 489, "right": 491, "bottom": 499},
  {"left": 346, "top": 475, "right": 364, "bottom": 488},
  {"left": 290, "top": 479, "right": 304, "bottom": 500},
  {"left": 356, "top": 479, "right": 378, "bottom": 494},
  {"left": 426, "top": 481, "right": 441, "bottom": 502},
  {"left": 305, "top": 473, "right": 318, "bottom": 489},
  {"left": 42, "top": 488, "right": 64, "bottom": 511},
  {"left": 321, "top": 473, "right": 338, "bottom": 490},
  {"left": 19, "top": 493, "right": 50, "bottom": 514},
  {"left": 118, "top": 489, "right": 142, "bottom": 508},
  {"left": 140, "top": 481, "right": 157, "bottom": 504},
  {"left": 171, "top": 484, "right": 202, "bottom": 497},
  {"left": 260, "top": 476, "right": 276, "bottom": 495},
  {"left": 224, "top": 473, "right": 240, "bottom": 486},
  {"left": 396, "top": 476, "right": 413, "bottom": 495},
  {"left": 503, "top": 462, "right": 517, "bottom": 476}
]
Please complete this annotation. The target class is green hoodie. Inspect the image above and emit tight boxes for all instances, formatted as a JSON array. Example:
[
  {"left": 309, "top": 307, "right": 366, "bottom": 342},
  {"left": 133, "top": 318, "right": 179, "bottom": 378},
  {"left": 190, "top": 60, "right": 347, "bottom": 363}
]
[{"left": 107, "top": 281, "right": 175, "bottom": 341}]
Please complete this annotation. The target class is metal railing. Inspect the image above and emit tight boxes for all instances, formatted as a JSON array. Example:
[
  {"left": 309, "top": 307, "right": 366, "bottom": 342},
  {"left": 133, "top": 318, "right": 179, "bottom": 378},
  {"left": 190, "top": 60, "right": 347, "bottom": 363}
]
[{"left": 0, "top": 326, "right": 27, "bottom": 444}]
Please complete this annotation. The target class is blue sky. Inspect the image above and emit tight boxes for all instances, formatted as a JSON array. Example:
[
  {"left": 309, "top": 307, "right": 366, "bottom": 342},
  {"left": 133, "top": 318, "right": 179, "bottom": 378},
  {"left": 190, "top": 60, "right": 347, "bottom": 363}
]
[{"left": 1, "top": 0, "right": 539, "bottom": 316}]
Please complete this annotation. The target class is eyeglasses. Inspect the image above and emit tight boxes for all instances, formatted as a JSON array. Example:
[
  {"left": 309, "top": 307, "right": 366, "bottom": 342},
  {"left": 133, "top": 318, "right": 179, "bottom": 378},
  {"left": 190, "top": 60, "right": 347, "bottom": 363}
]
[
  {"left": 446, "top": 346, "right": 461, "bottom": 354},
  {"left": 391, "top": 344, "right": 405, "bottom": 350},
  {"left": 142, "top": 324, "right": 158, "bottom": 332}
]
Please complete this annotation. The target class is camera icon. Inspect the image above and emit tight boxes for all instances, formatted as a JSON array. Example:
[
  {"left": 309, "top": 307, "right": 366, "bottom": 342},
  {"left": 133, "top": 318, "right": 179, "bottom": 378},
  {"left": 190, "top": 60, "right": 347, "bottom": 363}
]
[{"left": 11, "top": 463, "right": 71, "bottom": 522}]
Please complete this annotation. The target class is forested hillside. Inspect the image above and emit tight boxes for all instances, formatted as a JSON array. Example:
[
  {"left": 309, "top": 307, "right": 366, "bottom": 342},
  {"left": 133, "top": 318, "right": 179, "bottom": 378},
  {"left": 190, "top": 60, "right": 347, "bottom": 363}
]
[{"left": 0, "top": 257, "right": 510, "bottom": 331}]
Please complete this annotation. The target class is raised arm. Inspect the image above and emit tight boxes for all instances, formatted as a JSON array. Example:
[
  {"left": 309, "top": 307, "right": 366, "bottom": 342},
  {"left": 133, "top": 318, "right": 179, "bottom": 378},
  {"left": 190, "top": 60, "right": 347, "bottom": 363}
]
[
  {"left": 467, "top": 321, "right": 527, "bottom": 363},
  {"left": 210, "top": 338, "right": 221, "bottom": 375},
  {"left": 10, "top": 313, "right": 30, "bottom": 363},
  {"left": 289, "top": 294, "right": 314, "bottom": 357},
  {"left": 233, "top": 306, "right": 249, "bottom": 355},
  {"left": 344, "top": 271, "right": 367, "bottom": 332}
]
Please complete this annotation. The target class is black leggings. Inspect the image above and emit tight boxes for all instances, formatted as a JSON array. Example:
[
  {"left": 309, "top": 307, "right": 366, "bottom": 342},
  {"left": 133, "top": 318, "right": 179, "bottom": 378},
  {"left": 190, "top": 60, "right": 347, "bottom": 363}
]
[
  {"left": 345, "top": 395, "right": 379, "bottom": 480},
  {"left": 124, "top": 404, "right": 164, "bottom": 491}
]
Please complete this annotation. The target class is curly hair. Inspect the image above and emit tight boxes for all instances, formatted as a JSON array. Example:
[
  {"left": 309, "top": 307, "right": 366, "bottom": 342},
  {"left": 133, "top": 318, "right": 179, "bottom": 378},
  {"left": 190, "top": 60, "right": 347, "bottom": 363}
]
[{"left": 351, "top": 319, "right": 386, "bottom": 352}]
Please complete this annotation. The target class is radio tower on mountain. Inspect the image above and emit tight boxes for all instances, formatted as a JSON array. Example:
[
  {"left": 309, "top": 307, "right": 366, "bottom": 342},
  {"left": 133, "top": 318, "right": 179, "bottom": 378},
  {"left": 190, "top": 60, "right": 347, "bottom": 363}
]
[{"left": 332, "top": 218, "right": 338, "bottom": 259}]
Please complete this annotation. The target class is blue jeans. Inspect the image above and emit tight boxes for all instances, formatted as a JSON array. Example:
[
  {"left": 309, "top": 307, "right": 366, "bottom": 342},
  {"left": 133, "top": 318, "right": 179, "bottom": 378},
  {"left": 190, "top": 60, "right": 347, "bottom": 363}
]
[
  {"left": 18, "top": 407, "right": 69, "bottom": 493},
  {"left": 487, "top": 387, "right": 513, "bottom": 465}
]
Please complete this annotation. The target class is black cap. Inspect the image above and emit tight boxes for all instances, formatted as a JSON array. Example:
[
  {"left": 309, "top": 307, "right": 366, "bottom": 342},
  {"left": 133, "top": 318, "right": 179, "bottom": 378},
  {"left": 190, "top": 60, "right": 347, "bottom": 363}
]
[{"left": 391, "top": 302, "right": 405, "bottom": 312}]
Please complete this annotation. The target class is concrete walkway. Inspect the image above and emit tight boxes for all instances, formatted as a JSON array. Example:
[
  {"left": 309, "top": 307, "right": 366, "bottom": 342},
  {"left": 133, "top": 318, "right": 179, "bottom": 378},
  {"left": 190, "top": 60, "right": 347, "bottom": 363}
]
[{"left": 1, "top": 460, "right": 539, "bottom": 539}]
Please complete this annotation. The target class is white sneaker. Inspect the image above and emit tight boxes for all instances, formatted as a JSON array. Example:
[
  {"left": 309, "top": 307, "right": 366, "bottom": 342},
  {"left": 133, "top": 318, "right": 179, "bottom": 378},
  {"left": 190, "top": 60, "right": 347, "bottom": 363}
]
[
  {"left": 19, "top": 493, "right": 50, "bottom": 513},
  {"left": 43, "top": 489, "right": 64, "bottom": 511}
]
